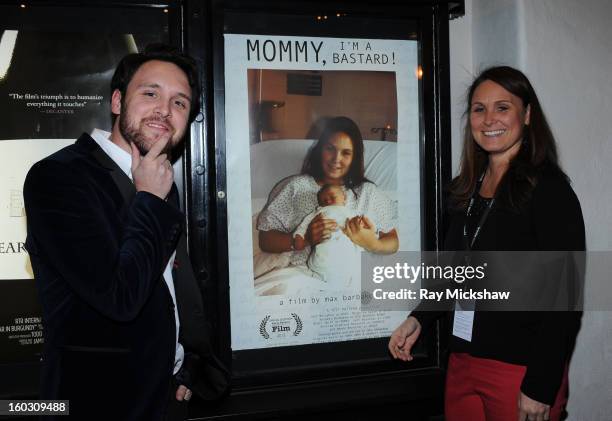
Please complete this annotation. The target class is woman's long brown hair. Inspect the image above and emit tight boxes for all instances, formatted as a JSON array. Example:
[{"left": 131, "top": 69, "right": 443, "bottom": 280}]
[{"left": 449, "top": 66, "right": 565, "bottom": 211}]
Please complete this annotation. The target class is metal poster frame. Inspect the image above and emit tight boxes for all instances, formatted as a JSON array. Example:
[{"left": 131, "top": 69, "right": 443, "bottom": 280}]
[{"left": 187, "top": 0, "right": 455, "bottom": 417}]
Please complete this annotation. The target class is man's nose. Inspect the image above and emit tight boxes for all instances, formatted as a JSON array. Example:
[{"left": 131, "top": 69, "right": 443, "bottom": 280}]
[{"left": 155, "top": 101, "right": 171, "bottom": 118}]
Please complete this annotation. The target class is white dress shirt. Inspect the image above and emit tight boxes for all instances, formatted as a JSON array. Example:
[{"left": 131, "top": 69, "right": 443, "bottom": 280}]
[{"left": 90, "top": 129, "right": 184, "bottom": 374}]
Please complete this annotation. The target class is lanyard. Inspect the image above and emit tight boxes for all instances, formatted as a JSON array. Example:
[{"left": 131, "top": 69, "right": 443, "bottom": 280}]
[{"left": 463, "top": 172, "right": 496, "bottom": 251}]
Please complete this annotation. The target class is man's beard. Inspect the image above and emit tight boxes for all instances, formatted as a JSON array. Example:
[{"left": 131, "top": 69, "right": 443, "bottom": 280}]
[{"left": 119, "top": 112, "right": 175, "bottom": 156}]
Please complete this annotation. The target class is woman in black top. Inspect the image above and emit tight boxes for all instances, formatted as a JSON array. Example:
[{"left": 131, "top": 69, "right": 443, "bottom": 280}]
[{"left": 388, "top": 66, "right": 585, "bottom": 421}]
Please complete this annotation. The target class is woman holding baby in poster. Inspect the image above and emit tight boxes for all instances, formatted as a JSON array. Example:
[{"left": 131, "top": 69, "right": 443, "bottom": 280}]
[{"left": 257, "top": 116, "right": 399, "bottom": 287}]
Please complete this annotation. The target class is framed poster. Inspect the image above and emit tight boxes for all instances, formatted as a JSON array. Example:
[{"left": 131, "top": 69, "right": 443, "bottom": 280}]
[
  {"left": 208, "top": 4, "right": 450, "bottom": 386},
  {"left": 224, "top": 34, "right": 420, "bottom": 351}
]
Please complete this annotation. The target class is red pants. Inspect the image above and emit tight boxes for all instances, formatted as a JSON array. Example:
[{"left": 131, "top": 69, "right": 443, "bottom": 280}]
[{"left": 445, "top": 353, "right": 568, "bottom": 421}]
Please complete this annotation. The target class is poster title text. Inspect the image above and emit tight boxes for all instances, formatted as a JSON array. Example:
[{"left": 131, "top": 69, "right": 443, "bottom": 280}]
[{"left": 246, "top": 39, "right": 396, "bottom": 65}]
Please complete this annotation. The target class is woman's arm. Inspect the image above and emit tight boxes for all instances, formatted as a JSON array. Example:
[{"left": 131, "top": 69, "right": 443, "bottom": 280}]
[
  {"left": 344, "top": 215, "right": 399, "bottom": 254},
  {"left": 259, "top": 211, "right": 339, "bottom": 253},
  {"left": 376, "top": 229, "right": 400, "bottom": 253},
  {"left": 293, "top": 210, "right": 317, "bottom": 239},
  {"left": 520, "top": 172, "right": 585, "bottom": 408},
  {"left": 258, "top": 230, "right": 294, "bottom": 253},
  {"left": 257, "top": 175, "right": 328, "bottom": 253}
]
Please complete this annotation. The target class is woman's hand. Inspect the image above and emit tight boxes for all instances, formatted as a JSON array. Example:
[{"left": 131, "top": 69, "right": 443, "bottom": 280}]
[
  {"left": 388, "top": 316, "right": 422, "bottom": 361},
  {"left": 518, "top": 392, "right": 550, "bottom": 421},
  {"left": 344, "top": 216, "right": 399, "bottom": 253},
  {"left": 306, "top": 213, "right": 338, "bottom": 246},
  {"left": 344, "top": 215, "right": 378, "bottom": 250},
  {"left": 293, "top": 234, "right": 307, "bottom": 251}
]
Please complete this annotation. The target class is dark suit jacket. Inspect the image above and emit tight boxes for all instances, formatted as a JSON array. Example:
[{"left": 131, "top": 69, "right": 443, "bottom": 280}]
[{"left": 24, "top": 133, "right": 228, "bottom": 420}]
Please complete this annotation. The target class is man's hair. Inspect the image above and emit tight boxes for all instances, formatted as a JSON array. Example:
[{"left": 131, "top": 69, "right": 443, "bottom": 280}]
[{"left": 110, "top": 43, "right": 201, "bottom": 124}]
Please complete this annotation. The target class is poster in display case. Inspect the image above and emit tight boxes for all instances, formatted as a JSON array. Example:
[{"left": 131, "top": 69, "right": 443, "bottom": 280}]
[
  {"left": 209, "top": 5, "right": 451, "bottom": 391},
  {"left": 224, "top": 33, "right": 421, "bottom": 351}
]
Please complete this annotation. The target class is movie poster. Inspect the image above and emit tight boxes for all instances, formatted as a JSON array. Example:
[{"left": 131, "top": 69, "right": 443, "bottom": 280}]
[
  {"left": 224, "top": 34, "right": 421, "bottom": 350},
  {"left": 0, "top": 30, "right": 161, "bottom": 362}
]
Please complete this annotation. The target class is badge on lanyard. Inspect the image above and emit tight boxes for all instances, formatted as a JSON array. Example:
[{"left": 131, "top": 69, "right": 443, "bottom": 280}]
[{"left": 452, "top": 172, "right": 495, "bottom": 342}]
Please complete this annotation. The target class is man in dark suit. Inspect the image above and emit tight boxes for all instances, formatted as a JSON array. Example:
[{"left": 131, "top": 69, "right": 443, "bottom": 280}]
[{"left": 23, "top": 45, "right": 227, "bottom": 420}]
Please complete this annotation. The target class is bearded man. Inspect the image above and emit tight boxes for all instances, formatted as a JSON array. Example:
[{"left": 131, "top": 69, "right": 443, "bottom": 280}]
[{"left": 23, "top": 44, "right": 227, "bottom": 421}]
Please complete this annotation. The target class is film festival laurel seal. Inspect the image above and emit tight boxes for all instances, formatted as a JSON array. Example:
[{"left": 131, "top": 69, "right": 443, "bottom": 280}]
[{"left": 259, "top": 313, "right": 303, "bottom": 340}]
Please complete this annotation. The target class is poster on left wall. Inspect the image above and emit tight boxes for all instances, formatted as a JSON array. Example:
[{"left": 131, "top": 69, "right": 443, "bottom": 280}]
[{"left": 0, "top": 29, "right": 163, "bottom": 363}]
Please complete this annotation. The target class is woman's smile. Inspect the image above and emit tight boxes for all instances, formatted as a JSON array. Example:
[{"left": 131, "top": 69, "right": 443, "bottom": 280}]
[
  {"left": 325, "top": 162, "right": 346, "bottom": 175},
  {"left": 482, "top": 129, "right": 506, "bottom": 137}
]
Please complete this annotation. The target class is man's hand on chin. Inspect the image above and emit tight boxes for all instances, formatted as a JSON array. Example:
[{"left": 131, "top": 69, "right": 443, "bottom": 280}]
[{"left": 175, "top": 384, "right": 192, "bottom": 402}]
